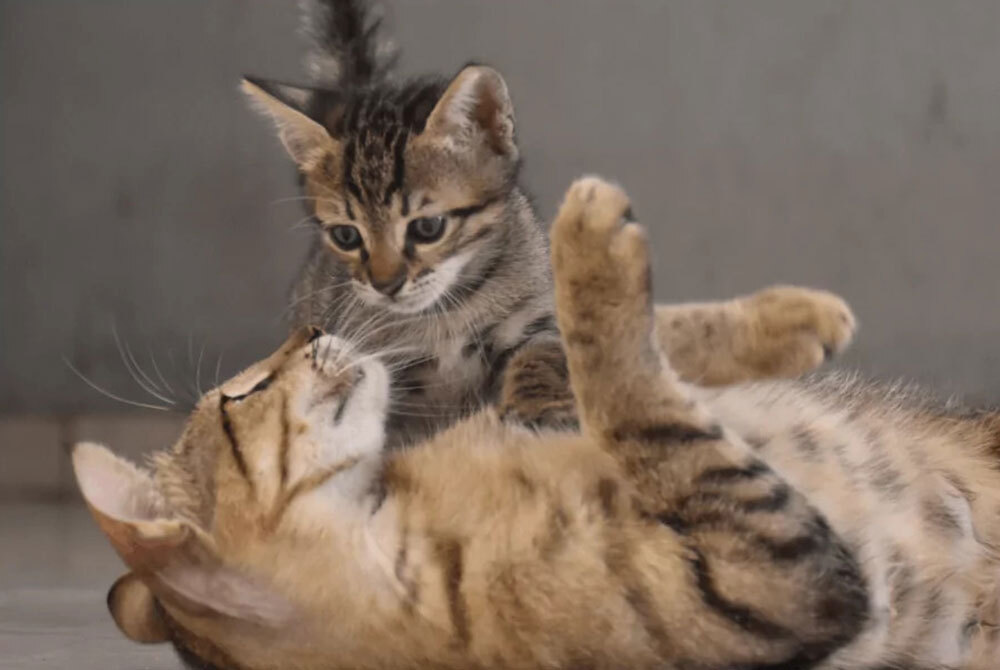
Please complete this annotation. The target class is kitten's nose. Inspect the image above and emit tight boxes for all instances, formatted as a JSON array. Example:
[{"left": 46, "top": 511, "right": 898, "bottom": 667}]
[{"left": 370, "top": 272, "right": 406, "bottom": 297}]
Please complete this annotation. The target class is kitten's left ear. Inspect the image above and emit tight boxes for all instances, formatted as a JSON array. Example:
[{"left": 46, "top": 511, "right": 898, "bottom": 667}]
[
  {"left": 241, "top": 77, "right": 337, "bottom": 171},
  {"left": 424, "top": 65, "right": 518, "bottom": 160}
]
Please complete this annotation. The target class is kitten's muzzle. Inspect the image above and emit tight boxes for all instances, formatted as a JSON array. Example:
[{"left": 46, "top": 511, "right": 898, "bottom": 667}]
[{"left": 369, "top": 271, "right": 407, "bottom": 298}]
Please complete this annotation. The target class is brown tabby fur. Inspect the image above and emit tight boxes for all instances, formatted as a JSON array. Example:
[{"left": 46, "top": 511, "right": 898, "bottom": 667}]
[{"left": 76, "top": 179, "right": 1000, "bottom": 669}]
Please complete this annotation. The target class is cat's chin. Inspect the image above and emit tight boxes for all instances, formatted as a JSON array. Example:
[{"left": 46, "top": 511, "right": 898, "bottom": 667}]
[{"left": 305, "top": 354, "right": 390, "bottom": 464}]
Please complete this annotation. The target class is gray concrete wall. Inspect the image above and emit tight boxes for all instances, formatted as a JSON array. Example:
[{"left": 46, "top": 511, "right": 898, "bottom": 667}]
[{"left": 4, "top": 0, "right": 1000, "bottom": 416}]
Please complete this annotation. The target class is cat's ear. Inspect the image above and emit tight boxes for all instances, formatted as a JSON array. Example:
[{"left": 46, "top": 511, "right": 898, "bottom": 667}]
[
  {"left": 424, "top": 65, "right": 518, "bottom": 160},
  {"left": 73, "top": 443, "right": 293, "bottom": 641},
  {"left": 241, "top": 77, "right": 337, "bottom": 170}
]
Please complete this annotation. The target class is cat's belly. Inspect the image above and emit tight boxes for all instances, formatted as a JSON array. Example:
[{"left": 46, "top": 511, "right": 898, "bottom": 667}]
[{"left": 695, "top": 380, "right": 993, "bottom": 667}]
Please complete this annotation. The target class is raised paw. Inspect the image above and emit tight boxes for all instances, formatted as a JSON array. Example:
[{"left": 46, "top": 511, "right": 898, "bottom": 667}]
[
  {"left": 551, "top": 177, "right": 652, "bottom": 327},
  {"left": 742, "top": 285, "right": 858, "bottom": 377},
  {"left": 550, "top": 176, "right": 663, "bottom": 391}
]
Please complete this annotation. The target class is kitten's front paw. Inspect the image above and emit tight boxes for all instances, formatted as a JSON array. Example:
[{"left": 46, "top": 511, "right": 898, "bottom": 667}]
[
  {"left": 498, "top": 341, "right": 578, "bottom": 431},
  {"left": 743, "top": 285, "right": 857, "bottom": 375}
]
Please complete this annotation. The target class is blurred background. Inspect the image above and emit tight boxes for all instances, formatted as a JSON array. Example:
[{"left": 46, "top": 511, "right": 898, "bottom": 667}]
[{"left": 1, "top": 1, "right": 999, "bottom": 664}]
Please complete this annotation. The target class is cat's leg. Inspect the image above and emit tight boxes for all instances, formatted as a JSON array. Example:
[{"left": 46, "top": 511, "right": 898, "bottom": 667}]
[
  {"left": 499, "top": 286, "right": 854, "bottom": 429},
  {"left": 497, "top": 335, "right": 578, "bottom": 430},
  {"left": 655, "top": 285, "right": 855, "bottom": 386},
  {"left": 498, "top": 285, "right": 855, "bottom": 428},
  {"left": 551, "top": 176, "right": 869, "bottom": 667}
]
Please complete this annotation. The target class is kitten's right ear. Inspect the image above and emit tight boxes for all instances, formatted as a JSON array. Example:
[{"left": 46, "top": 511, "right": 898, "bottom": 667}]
[
  {"left": 241, "top": 77, "right": 337, "bottom": 170},
  {"left": 423, "top": 65, "right": 517, "bottom": 160}
]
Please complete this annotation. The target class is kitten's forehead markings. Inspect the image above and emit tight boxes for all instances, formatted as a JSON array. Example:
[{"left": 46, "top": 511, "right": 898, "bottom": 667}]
[
  {"left": 341, "top": 139, "right": 362, "bottom": 220},
  {"left": 384, "top": 125, "right": 410, "bottom": 212},
  {"left": 331, "top": 79, "right": 448, "bottom": 231}
]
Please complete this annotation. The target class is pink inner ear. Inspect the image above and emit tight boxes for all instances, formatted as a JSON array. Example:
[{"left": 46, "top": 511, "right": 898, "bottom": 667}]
[{"left": 73, "top": 442, "right": 162, "bottom": 522}]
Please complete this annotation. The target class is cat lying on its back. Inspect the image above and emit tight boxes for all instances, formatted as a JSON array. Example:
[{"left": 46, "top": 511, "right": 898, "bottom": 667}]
[
  {"left": 76, "top": 178, "right": 1000, "bottom": 669},
  {"left": 243, "top": 0, "right": 856, "bottom": 446}
]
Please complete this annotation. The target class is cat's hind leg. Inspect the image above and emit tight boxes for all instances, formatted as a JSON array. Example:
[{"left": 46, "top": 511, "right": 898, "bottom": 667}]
[
  {"left": 655, "top": 285, "right": 856, "bottom": 386},
  {"left": 550, "top": 176, "right": 711, "bottom": 439},
  {"left": 550, "top": 176, "right": 871, "bottom": 668}
]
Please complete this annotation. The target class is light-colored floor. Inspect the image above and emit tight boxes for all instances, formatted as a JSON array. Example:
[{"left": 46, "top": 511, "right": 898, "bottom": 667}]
[{"left": 1, "top": 502, "right": 178, "bottom": 669}]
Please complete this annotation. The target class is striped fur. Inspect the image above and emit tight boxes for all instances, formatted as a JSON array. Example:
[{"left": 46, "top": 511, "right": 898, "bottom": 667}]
[{"left": 75, "top": 178, "right": 1000, "bottom": 670}]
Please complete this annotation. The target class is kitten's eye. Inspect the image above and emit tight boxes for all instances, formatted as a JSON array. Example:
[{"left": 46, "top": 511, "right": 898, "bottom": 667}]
[
  {"left": 328, "top": 225, "right": 362, "bottom": 251},
  {"left": 407, "top": 216, "right": 447, "bottom": 244}
]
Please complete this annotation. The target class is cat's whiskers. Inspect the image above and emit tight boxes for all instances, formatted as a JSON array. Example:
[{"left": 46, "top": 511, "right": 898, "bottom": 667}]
[
  {"left": 165, "top": 348, "right": 201, "bottom": 405},
  {"left": 213, "top": 350, "right": 225, "bottom": 390},
  {"left": 334, "top": 346, "right": 422, "bottom": 377},
  {"left": 111, "top": 323, "right": 177, "bottom": 406},
  {"left": 441, "top": 286, "right": 487, "bottom": 356},
  {"left": 268, "top": 194, "right": 344, "bottom": 208},
  {"left": 122, "top": 335, "right": 168, "bottom": 398},
  {"left": 320, "top": 288, "right": 363, "bottom": 335},
  {"left": 343, "top": 312, "right": 434, "bottom": 352},
  {"left": 194, "top": 342, "right": 207, "bottom": 398},
  {"left": 62, "top": 357, "right": 172, "bottom": 412},
  {"left": 286, "top": 213, "right": 322, "bottom": 234},
  {"left": 284, "top": 279, "right": 356, "bottom": 317},
  {"left": 183, "top": 334, "right": 202, "bottom": 401},
  {"left": 380, "top": 408, "right": 455, "bottom": 419},
  {"left": 147, "top": 346, "right": 176, "bottom": 397}
]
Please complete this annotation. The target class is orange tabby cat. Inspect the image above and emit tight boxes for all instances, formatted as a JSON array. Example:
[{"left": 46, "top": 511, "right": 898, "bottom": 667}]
[{"left": 75, "top": 179, "right": 999, "bottom": 669}]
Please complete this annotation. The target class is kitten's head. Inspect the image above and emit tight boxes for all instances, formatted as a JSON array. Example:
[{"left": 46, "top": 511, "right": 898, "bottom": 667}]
[
  {"left": 243, "top": 65, "right": 521, "bottom": 314},
  {"left": 73, "top": 327, "right": 391, "bottom": 668}
]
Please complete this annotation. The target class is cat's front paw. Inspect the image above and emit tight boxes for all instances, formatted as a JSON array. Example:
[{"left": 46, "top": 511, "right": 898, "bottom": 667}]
[
  {"left": 742, "top": 285, "right": 857, "bottom": 375},
  {"left": 498, "top": 340, "right": 578, "bottom": 431}
]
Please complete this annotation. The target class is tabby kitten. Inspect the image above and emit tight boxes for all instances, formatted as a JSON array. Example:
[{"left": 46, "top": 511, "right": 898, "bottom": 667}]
[
  {"left": 244, "top": 0, "right": 856, "bottom": 445},
  {"left": 75, "top": 178, "right": 999, "bottom": 669}
]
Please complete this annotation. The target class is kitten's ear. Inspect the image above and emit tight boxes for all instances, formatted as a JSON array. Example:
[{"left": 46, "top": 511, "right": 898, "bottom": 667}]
[
  {"left": 241, "top": 77, "right": 336, "bottom": 170},
  {"left": 73, "top": 443, "right": 293, "bottom": 636},
  {"left": 424, "top": 65, "right": 517, "bottom": 159}
]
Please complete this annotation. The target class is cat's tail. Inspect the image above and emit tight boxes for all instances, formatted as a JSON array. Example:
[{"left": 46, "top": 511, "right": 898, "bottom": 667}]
[{"left": 299, "top": 0, "right": 399, "bottom": 89}]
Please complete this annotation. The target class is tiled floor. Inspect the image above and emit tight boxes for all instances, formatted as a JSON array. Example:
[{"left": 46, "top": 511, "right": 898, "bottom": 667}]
[{"left": 1, "top": 502, "right": 178, "bottom": 669}]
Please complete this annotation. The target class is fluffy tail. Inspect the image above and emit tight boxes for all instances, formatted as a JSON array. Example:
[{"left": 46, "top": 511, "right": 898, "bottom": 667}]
[{"left": 299, "top": 0, "right": 398, "bottom": 89}]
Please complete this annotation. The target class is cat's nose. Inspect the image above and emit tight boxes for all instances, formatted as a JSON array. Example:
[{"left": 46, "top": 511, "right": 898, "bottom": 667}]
[{"left": 370, "top": 272, "right": 407, "bottom": 297}]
